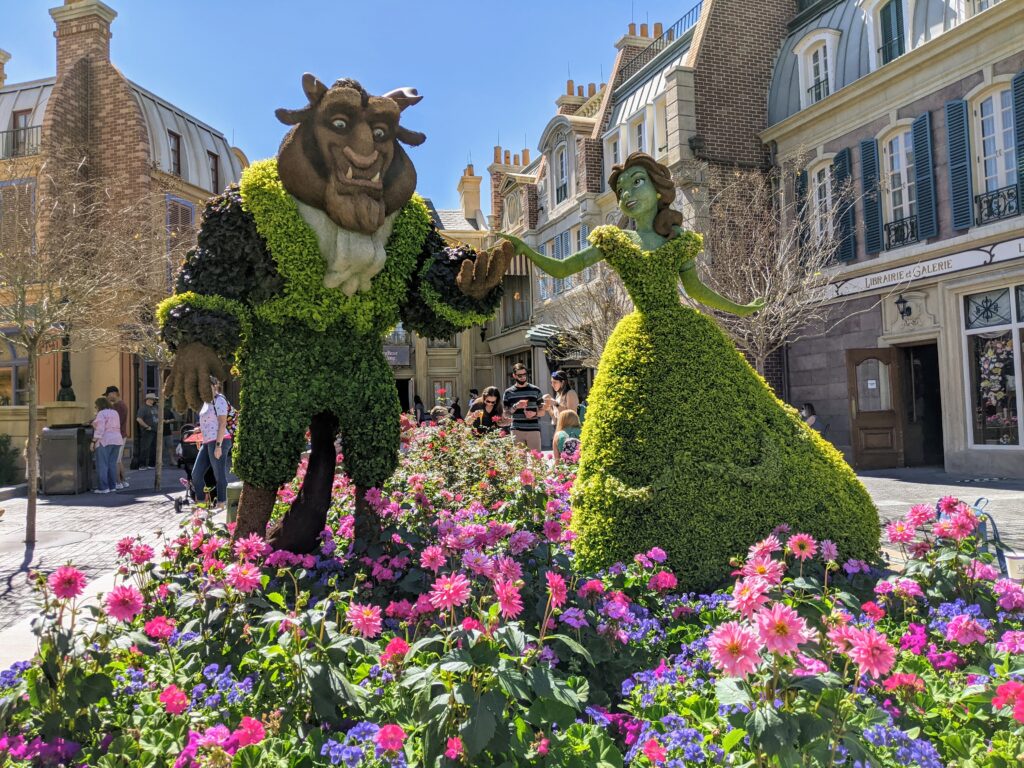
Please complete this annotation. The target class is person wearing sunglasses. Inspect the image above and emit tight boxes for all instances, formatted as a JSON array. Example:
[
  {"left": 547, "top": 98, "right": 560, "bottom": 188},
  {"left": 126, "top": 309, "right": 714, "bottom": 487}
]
[
  {"left": 502, "top": 363, "right": 542, "bottom": 450},
  {"left": 467, "top": 386, "right": 505, "bottom": 435}
]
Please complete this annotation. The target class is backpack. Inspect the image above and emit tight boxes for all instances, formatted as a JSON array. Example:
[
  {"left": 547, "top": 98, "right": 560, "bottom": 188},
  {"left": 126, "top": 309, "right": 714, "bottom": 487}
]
[
  {"left": 561, "top": 435, "right": 581, "bottom": 457},
  {"left": 223, "top": 400, "right": 239, "bottom": 439}
]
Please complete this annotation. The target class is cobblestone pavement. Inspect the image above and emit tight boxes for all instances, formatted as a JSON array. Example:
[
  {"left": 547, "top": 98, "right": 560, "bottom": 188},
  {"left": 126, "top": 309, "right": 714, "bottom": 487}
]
[
  {"left": 858, "top": 466, "right": 1024, "bottom": 547},
  {"left": 0, "top": 466, "right": 192, "bottom": 632}
]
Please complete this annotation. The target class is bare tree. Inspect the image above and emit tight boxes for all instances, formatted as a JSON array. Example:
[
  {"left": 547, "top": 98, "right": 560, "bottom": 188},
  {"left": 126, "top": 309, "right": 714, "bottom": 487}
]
[
  {"left": 679, "top": 158, "right": 886, "bottom": 377},
  {"left": 0, "top": 148, "right": 153, "bottom": 543},
  {"left": 544, "top": 264, "right": 634, "bottom": 369}
]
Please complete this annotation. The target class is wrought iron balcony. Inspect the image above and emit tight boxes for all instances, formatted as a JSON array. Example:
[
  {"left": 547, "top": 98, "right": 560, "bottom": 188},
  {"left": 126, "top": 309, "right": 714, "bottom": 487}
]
[
  {"left": 806, "top": 79, "right": 830, "bottom": 103},
  {"left": 0, "top": 126, "right": 41, "bottom": 159},
  {"left": 884, "top": 215, "right": 918, "bottom": 250},
  {"left": 975, "top": 184, "right": 1019, "bottom": 226},
  {"left": 617, "top": 2, "right": 703, "bottom": 84},
  {"left": 877, "top": 37, "right": 904, "bottom": 65}
]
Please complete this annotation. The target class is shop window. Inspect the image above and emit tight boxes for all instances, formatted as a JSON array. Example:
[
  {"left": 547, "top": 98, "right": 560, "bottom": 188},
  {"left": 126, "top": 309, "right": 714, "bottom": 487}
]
[
  {"left": 963, "top": 286, "right": 1021, "bottom": 446},
  {"left": 0, "top": 339, "right": 28, "bottom": 406}
]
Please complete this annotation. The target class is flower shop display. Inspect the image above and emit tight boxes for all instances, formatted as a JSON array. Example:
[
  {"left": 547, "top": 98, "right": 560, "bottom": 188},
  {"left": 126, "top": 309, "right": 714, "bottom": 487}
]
[
  {"left": 2, "top": 421, "right": 1024, "bottom": 767},
  {"left": 500, "top": 152, "right": 879, "bottom": 586},
  {"left": 157, "top": 74, "right": 514, "bottom": 554}
]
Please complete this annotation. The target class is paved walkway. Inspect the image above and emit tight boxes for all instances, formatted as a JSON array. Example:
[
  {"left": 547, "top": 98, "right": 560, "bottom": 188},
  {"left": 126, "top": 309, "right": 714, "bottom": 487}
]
[{"left": 0, "top": 466, "right": 192, "bottom": 633}]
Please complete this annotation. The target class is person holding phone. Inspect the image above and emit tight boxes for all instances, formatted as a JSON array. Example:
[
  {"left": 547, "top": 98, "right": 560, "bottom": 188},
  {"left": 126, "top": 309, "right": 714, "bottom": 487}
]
[{"left": 502, "top": 363, "right": 542, "bottom": 451}]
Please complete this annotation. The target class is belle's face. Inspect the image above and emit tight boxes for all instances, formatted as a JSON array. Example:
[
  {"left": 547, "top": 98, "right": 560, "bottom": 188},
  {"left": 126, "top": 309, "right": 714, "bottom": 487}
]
[{"left": 616, "top": 166, "right": 658, "bottom": 220}]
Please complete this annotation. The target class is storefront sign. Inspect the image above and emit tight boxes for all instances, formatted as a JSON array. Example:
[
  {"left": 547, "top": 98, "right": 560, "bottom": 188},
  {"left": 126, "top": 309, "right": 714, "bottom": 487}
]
[
  {"left": 383, "top": 345, "right": 410, "bottom": 366},
  {"left": 828, "top": 236, "right": 1024, "bottom": 298}
]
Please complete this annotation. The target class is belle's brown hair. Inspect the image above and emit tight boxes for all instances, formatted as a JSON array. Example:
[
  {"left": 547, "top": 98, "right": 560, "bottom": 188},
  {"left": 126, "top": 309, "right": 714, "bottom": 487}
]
[{"left": 608, "top": 152, "right": 683, "bottom": 238}]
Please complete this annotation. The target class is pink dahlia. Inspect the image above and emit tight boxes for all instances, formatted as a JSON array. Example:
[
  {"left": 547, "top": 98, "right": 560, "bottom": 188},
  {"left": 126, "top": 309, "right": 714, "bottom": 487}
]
[
  {"left": 115, "top": 537, "right": 137, "bottom": 557},
  {"left": 730, "top": 578, "right": 770, "bottom": 619},
  {"left": 494, "top": 579, "right": 524, "bottom": 619},
  {"left": 819, "top": 539, "right": 839, "bottom": 562},
  {"left": 130, "top": 543, "right": 155, "bottom": 565},
  {"left": 708, "top": 621, "right": 762, "bottom": 677},
  {"left": 545, "top": 571, "right": 567, "bottom": 608},
  {"left": 346, "top": 602, "right": 383, "bottom": 638},
  {"left": 787, "top": 533, "right": 817, "bottom": 561},
  {"left": 227, "top": 562, "right": 262, "bottom": 593},
  {"left": 159, "top": 684, "right": 188, "bottom": 714},
  {"left": 376, "top": 724, "right": 405, "bottom": 753},
  {"left": 234, "top": 533, "right": 269, "bottom": 561},
  {"left": 105, "top": 585, "right": 144, "bottom": 623},
  {"left": 741, "top": 555, "right": 785, "bottom": 585},
  {"left": 143, "top": 615, "right": 176, "bottom": 642},
  {"left": 48, "top": 565, "right": 87, "bottom": 600},
  {"left": 748, "top": 534, "right": 782, "bottom": 559},
  {"left": 543, "top": 519, "right": 563, "bottom": 543},
  {"left": 755, "top": 603, "right": 810, "bottom": 656},
  {"left": 420, "top": 545, "right": 446, "bottom": 573},
  {"left": 906, "top": 503, "right": 936, "bottom": 527},
  {"left": 847, "top": 627, "right": 896, "bottom": 679},
  {"left": 885, "top": 519, "right": 914, "bottom": 544},
  {"left": 428, "top": 572, "right": 472, "bottom": 611}
]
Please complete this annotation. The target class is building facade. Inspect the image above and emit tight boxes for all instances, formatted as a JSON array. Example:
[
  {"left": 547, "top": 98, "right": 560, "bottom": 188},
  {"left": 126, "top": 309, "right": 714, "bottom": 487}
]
[
  {"left": 764, "top": 0, "right": 1024, "bottom": 476},
  {"left": 0, "top": 0, "right": 245, "bottom": 464}
]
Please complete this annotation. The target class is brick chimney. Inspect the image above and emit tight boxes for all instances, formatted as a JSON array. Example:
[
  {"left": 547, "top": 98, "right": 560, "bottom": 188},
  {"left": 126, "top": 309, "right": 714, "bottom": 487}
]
[
  {"left": 49, "top": 0, "right": 117, "bottom": 78},
  {"left": 457, "top": 163, "right": 482, "bottom": 221},
  {"left": 0, "top": 50, "right": 10, "bottom": 89}
]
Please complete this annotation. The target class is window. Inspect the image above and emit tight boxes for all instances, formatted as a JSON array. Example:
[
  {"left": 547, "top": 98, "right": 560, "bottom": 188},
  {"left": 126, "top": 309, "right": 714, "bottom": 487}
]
[
  {"left": 612, "top": 138, "right": 620, "bottom": 165},
  {"left": 503, "top": 191, "right": 522, "bottom": 230},
  {"left": 168, "top": 131, "right": 182, "bottom": 176},
  {"left": 880, "top": 126, "right": 921, "bottom": 225},
  {"left": 973, "top": 86, "right": 1019, "bottom": 226},
  {"left": 0, "top": 339, "right": 28, "bottom": 406},
  {"left": 963, "top": 285, "right": 1022, "bottom": 447},
  {"left": 208, "top": 152, "right": 220, "bottom": 193},
  {"left": 502, "top": 274, "right": 532, "bottom": 330},
  {"left": 166, "top": 195, "right": 194, "bottom": 266},
  {"left": 10, "top": 110, "right": 33, "bottom": 157},
  {"left": 633, "top": 120, "right": 646, "bottom": 153},
  {"left": 555, "top": 145, "right": 568, "bottom": 204},
  {"left": 432, "top": 380, "right": 455, "bottom": 405},
  {"left": 537, "top": 242, "right": 551, "bottom": 300},
  {"left": 793, "top": 29, "right": 840, "bottom": 109},
  {"left": 971, "top": 0, "right": 1002, "bottom": 16},
  {"left": 809, "top": 45, "right": 830, "bottom": 103},
  {"left": 878, "top": 0, "right": 905, "bottom": 64},
  {"left": 0, "top": 180, "right": 35, "bottom": 258},
  {"left": 811, "top": 163, "right": 833, "bottom": 241}
]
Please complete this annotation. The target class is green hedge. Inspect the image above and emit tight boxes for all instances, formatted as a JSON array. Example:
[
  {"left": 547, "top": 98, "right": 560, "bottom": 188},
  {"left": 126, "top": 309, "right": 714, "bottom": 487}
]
[{"left": 572, "top": 299, "right": 879, "bottom": 591}]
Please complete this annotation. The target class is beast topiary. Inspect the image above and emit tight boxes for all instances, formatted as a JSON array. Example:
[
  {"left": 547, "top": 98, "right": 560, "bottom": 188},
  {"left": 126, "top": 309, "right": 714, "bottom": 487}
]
[{"left": 502, "top": 152, "right": 878, "bottom": 589}]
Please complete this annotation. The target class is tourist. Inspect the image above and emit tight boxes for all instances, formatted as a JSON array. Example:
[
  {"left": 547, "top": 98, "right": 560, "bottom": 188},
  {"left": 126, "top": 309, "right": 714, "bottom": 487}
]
[
  {"left": 192, "top": 376, "right": 231, "bottom": 512},
  {"left": 542, "top": 370, "right": 580, "bottom": 430},
  {"left": 104, "top": 386, "right": 129, "bottom": 489},
  {"left": 552, "top": 410, "right": 582, "bottom": 463},
  {"left": 448, "top": 397, "right": 462, "bottom": 421},
  {"left": 91, "top": 396, "right": 123, "bottom": 495},
  {"left": 428, "top": 405, "right": 449, "bottom": 424},
  {"left": 413, "top": 395, "right": 426, "bottom": 425},
  {"left": 467, "top": 386, "right": 504, "bottom": 435},
  {"left": 135, "top": 392, "right": 159, "bottom": 469},
  {"left": 468, "top": 388, "right": 480, "bottom": 408},
  {"left": 800, "top": 403, "right": 818, "bottom": 429},
  {"left": 502, "top": 363, "right": 542, "bottom": 451}
]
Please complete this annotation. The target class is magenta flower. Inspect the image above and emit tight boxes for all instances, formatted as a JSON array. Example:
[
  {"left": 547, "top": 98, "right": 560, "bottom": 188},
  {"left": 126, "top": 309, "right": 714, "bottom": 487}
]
[
  {"left": 233, "top": 716, "right": 265, "bottom": 747},
  {"left": 885, "top": 519, "right": 915, "bottom": 544},
  {"left": 159, "top": 684, "right": 188, "bottom": 715},
  {"left": 129, "top": 543, "right": 155, "bottom": 565},
  {"left": 899, "top": 623, "right": 928, "bottom": 654},
  {"left": 48, "top": 565, "right": 87, "bottom": 600},
  {"left": 144, "top": 615, "right": 176, "bottom": 641},
  {"left": 708, "top": 620, "right": 763, "bottom": 677},
  {"left": 227, "top": 562, "right": 262, "bottom": 593},
  {"left": 376, "top": 724, "right": 405, "bottom": 753},
  {"left": 346, "top": 603, "right": 383, "bottom": 638},
  {"left": 646, "top": 547, "right": 667, "bottom": 563},
  {"left": 578, "top": 579, "right": 605, "bottom": 600},
  {"left": 543, "top": 519, "right": 562, "bottom": 543},
  {"left": 642, "top": 738, "right": 666, "bottom": 764},
  {"left": 730, "top": 578, "right": 770, "bottom": 618},
  {"left": 380, "top": 636, "right": 410, "bottom": 665},
  {"left": 945, "top": 614, "right": 988, "bottom": 645},
  {"left": 754, "top": 602, "right": 809, "bottom": 655},
  {"left": 420, "top": 545, "right": 446, "bottom": 573},
  {"left": 428, "top": 572, "right": 472, "bottom": 611},
  {"left": 445, "top": 736, "right": 465, "bottom": 760},
  {"left": 105, "top": 585, "right": 144, "bottom": 623},
  {"left": 787, "top": 533, "right": 817, "bottom": 561},
  {"left": 494, "top": 579, "right": 524, "bottom": 619},
  {"left": 646, "top": 570, "right": 677, "bottom": 592},
  {"left": 997, "top": 630, "right": 1024, "bottom": 654},
  {"left": 906, "top": 503, "right": 936, "bottom": 527},
  {"left": 115, "top": 537, "right": 136, "bottom": 557},
  {"left": 546, "top": 571, "right": 567, "bottom": 608},
  {"left": 847, "top": 627, "right": 896, "bottom": 679}
]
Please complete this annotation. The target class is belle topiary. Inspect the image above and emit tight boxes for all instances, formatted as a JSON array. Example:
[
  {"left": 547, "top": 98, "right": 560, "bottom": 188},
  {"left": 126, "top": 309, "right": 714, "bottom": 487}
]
[
  {"left": 158, "top": 75, "right": 512, "bottom": 553},
  {"left": 502, "top": 152, "right": 878, "bottom": 589}
]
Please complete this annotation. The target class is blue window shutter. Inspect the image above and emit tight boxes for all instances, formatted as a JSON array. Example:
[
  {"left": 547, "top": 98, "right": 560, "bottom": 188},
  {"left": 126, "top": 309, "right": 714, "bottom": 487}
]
[
  {"left": 945, "top": 99, "right": 973, "bottom": 231},
  {"left": 1013, "top": 70, "right": 1024, "bottom": 214},
  {"left": 795, "top": 170, "right": 809, "bottom": 250},
  {"left": 832, "top": 148, "right": 856, "bottom": 261},
  {"left": 860, "top": 139, "right": 883, "bottom": 254},
  {"left": 893, "top": 0, "right": 905, "bottom": 57},
  {"left": 912, "top": 111, "right": 938, "bottom": 240}
]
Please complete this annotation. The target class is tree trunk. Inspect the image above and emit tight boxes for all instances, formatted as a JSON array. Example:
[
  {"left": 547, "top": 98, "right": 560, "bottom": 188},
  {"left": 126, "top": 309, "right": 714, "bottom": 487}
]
[
  {"left": 753, "top": 354, "right": 767, "bottom": 377},
  {"left": 153, "top": 363, "right": 166, "bottom": 490},
  {"left": 24, "top": 343, "right": 38, "bottom": 544}
]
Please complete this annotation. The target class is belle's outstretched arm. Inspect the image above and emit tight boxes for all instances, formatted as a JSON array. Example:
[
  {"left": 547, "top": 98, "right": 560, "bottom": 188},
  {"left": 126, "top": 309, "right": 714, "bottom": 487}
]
[
  {"left": 679, "top": 261, "right": 765, "bottom": 316},
  {"left": 498, "top": 233, "right": 604, "bottom": 279}
]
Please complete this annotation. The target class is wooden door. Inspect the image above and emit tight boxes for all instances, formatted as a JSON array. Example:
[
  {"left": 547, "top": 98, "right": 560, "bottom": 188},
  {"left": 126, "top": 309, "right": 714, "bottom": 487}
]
[{"left": 846, "top": 348, "right": 904, "bottom": 469}]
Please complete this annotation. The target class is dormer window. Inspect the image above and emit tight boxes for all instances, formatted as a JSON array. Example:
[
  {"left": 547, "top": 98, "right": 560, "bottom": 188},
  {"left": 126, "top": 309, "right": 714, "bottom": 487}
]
[
  {"left": 793, "top": 29, "right": 840, "bottom": 109},
  {"left": 863, "top": 0, "right": 908, "bottom": 70},
  {"left": 168, "top": 131, "right": 182, "bottom": 176},
  {"left": 503, "top": 190, "right": 523, "bottom": 230},
  {"left": 555, "top": 144, "right": 568, "bottom": 204},
  {"left": 634, "top": 120, "right": 646, "bottom": 153},
  {"left": 208, "top": 152, "right": 220, "bottom": 193}
]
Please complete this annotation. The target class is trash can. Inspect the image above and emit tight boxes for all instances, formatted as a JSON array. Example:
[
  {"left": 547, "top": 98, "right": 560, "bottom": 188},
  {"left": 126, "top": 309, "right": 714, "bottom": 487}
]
[
  {"left": 226, "top": 481, "right": 244, "bottom": 524},
  {"left": 41, "top": 424, "right": 94, "bottom": 495}
]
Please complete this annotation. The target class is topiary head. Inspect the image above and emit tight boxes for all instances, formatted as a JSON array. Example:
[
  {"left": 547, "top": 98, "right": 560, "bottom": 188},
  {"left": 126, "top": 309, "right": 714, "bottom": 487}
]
[{"left": 609, "top": 152, "right": 682, "bottom": 238}]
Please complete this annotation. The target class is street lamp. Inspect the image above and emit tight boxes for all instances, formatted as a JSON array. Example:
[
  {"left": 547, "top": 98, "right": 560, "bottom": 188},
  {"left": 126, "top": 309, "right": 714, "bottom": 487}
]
[
  {"left": 895, "top": 294, "right": 912, "bottom": 320},
  {"left": 56, "top": 299, "right": 75, "bottom": 401}
]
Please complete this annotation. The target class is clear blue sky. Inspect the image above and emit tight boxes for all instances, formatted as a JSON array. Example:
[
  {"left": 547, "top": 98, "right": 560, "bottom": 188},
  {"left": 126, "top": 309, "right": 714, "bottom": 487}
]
[{"left": 4, "top": 0, "right": 695, "bottom": 215}]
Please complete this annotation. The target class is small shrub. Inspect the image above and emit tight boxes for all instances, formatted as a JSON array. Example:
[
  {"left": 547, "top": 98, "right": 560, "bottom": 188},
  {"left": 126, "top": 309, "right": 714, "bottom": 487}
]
[{"left": 0, "top": 433, "right": 21, "bottom": 485}]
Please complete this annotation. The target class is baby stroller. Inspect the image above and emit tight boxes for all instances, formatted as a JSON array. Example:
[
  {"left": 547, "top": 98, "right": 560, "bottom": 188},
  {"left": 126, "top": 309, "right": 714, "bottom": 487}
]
[{"left": 173, "top": 424, "right": 217, "bottom": 514}]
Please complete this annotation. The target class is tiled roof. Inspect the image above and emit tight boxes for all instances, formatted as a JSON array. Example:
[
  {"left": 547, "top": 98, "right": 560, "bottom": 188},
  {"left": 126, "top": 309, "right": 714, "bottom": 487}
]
[{"left": 421, "top": 198, "right": 483, "bottom": 231}]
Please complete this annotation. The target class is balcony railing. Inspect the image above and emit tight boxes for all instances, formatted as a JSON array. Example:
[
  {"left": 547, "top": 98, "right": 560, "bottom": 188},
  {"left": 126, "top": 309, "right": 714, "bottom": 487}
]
[
  {"left": 975, "top": 185, "right": 1019, "bottom": 226},
  {"left": 877, "top": 37, "right": 904, "bottom": 65},
  {"left": 806, "top": 79, "right": 830, "bottom": 103},
  {"left": 884, "top": 215, "right": 918, "bottom": 250},
  {"left": 0, "top": 126, "right": 41, "bottom": 159},
  {"left": 617, "top": 1, "right": 703, "bottom": 84}
]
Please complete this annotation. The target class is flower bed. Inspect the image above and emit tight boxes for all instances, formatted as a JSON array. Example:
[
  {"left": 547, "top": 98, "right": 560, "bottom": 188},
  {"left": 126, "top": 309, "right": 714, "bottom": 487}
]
[{"left": 2, "top": 422, "right": 1023, "bottom": 766}]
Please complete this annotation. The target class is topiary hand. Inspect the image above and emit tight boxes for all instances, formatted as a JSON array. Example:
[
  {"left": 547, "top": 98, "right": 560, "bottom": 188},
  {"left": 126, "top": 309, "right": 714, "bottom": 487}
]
[
  {"left": 167, "top": 342, "right": 229, "bottom": 412},
  {"left": 457, "top": 239, "right": 514, "bottom": 300}
]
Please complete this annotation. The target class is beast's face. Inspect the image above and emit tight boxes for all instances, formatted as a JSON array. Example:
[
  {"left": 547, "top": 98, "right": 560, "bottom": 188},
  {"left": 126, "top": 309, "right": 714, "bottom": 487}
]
[{"left": 276, "top": 75, "right": 426, "bottom": 235}]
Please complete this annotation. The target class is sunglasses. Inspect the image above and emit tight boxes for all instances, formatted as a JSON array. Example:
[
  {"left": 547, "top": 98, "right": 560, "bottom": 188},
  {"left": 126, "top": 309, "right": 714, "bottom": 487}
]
[{"left": 484, "top": 398, "right": 498, "bottom": 405}]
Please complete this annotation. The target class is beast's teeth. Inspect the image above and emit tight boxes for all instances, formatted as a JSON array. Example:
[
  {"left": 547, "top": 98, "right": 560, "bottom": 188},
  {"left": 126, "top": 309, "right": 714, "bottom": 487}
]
[
  {"left": 372, "top": 172, "right": 381, "bottom": 182},
  {"left": 346, "top": 167, "right": 353, "bottom": 179}
]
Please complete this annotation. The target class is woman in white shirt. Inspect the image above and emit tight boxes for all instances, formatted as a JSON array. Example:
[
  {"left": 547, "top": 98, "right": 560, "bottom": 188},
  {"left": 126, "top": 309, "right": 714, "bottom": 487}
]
[
  {"left": 91, "top": 396, "right": 124, "bottom": 493},
  {"left": 192, "top": 376, "right": 231, "bottom": 511}
]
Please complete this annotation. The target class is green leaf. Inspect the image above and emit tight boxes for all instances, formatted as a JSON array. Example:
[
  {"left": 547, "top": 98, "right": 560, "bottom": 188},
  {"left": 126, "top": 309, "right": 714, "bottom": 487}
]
[
  {"left": 461, "top": 699, "right": 497, "bottom": 756},
  {"left": 531, "top": 666, "right": 579, "bottom": 708},
  {"left": 80, "top": 673, "right": 114, "bottom": 707},
  {"left": 715, "top": 678, "right": 752, "bottom": 707},
  {"left": 266, "top": 591, "right": 287, "bottom": 609},
  {"left": 545, "top": 633, "right": 595, "bottom": 665},
  {"left": 721, "top": 728, "right": 747, "bottom": 753},
  {"left": 497, "top": 667, "right": 532, "bottom": 701}
]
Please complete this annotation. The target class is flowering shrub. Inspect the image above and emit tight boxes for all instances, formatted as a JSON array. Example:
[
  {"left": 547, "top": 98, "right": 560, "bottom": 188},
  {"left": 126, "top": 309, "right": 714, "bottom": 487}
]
[{"left": 1, "top": 422, "right": 1023, "bottom": 766}]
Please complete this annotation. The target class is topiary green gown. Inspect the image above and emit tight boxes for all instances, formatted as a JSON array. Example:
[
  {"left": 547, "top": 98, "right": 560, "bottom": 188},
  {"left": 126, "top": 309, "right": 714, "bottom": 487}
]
[{"left": 572, "top": 225, "right": 879, "bottom": 589}]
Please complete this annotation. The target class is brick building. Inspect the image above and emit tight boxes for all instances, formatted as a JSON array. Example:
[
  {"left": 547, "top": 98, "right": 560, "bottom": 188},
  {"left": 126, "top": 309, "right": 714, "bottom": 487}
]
[
  {"left": 764, "top": 0, "right": 1024, "bottom": 476},
  {"left": 0, "top": 0, "right": 245, "bottom": 464}
]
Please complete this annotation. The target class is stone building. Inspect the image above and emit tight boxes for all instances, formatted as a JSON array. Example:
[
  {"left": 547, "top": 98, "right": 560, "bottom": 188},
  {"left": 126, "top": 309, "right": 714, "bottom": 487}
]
[
  {"left": 0, "top": 0, "right": 245, "bottom": 464},
  {"left": 764, "top": 0, "right": 1024, "bottom": 476}
]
